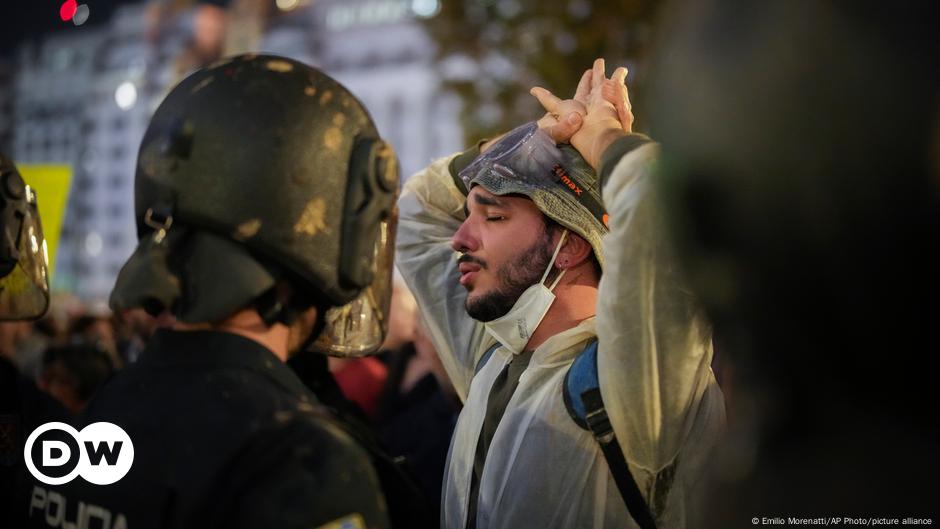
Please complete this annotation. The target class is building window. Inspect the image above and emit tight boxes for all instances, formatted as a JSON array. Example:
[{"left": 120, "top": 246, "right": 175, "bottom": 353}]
[
  {"left": 76, "top": 175, "right": 95, "bottom": 191},
  {"left": 75, "top": 205, "right": 94, "bottom": 221},
  {"left": 74, "top": 262, "right": 91, "bottom": 276},
  {"left": 107, "top": 231, "right": 125, "bottom": 247},
  {"left": 107, "top": 203, "right": 124, "bottom": 220}
]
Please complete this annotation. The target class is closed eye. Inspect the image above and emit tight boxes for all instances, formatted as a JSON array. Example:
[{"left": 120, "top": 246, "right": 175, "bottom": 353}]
[{"left": 487, "top": 216, "right": 506, "bottom": 222}]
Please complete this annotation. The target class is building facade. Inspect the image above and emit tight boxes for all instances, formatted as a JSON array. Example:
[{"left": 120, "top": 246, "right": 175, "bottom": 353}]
[{"left": 7, "top": 0, "right": 462, "bottom": 303}]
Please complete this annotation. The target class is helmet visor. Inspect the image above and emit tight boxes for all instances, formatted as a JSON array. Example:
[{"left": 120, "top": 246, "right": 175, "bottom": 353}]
[
  {"left": 309, "top": 210, "right": 397, "bottom": 357},
  {"left": 0, "top": 186, "right": 50, "bottom": 320}
]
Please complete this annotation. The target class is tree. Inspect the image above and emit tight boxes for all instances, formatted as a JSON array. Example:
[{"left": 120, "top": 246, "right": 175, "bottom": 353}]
[{"left": 421, "top": 0, "right": 657, "bottom": 142}]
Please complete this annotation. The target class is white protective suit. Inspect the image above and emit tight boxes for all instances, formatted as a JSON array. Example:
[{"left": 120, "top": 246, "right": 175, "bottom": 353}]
[{"left": 396, "top": 139, "right": 726, "bottom": 529}]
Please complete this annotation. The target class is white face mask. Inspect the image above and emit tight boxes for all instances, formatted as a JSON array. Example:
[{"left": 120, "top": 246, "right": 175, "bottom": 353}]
[{"left": 484, "top": 230, "right": 568, "bottom": 354}]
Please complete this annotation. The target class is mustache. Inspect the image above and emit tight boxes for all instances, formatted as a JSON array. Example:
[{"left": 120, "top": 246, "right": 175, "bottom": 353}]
[{"left": 457, "top": 254, "right": 488, "bottom": 270}]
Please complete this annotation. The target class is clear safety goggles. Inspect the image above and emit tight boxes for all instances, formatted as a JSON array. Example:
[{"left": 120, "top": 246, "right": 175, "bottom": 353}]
[
  {"left": 458, "top": 122, "right": 607, "bottom": 226},
  {"left": 458, "top": 122, "right": 555, "bottom": 189}
]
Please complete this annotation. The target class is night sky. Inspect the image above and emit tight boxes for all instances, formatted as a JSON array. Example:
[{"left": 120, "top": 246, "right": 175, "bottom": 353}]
[{"left": 1, "top": 1, "right": 122, "bottom": 57}]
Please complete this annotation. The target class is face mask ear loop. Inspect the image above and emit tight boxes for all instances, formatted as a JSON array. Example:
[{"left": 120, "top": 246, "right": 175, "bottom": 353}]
[{"left": 541, "top": 229, "right": 569, "bottom": 291}]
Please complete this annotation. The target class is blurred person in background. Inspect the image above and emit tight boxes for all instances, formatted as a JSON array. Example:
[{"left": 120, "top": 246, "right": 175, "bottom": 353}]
[
  {"left": 289, "top": 278, "right": 438, "bottom": 527},
  {"left": 327, "top": 346, "right": 389, "bottom": 419},
  {"left": 68, "top": 312, "right": 122, "bottom": 363},
  {"left": 375, "top": 317, "right": 460, "bottom": 521},
  {"left": 36, "top": 343, "right": 115, "bottom": 415},
  {"left": 145, "top": 0, "right": 274, "bottom": 84},
  {"left": 112, "top": 308, "right": 158, "bottom": 364},
  {"left": 646, "top": 0, "right": 940, "bottom": 522},
  {"left": 0, "top": 320, "right": 45, "bottom": 376},
  {"left": 146, "top": 0, "right": 228, "bottom": 78},
  {"left": 397, "top": 59, "right": 724, "bottom": 529},
  {"left": 26, "top": 55, "right": 397, "bottom": 529},
  {"left": 325, "top": 278, "right": 417, "bottom": 419}
]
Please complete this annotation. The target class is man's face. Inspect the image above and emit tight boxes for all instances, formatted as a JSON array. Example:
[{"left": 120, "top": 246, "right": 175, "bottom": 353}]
[{"left": 451, "top": 186, "right": 556, "bottom": 322}]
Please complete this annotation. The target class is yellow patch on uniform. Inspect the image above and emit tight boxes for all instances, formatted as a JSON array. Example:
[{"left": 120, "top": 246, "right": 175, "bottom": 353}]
[
  {"left": 233, "top": 219, "right": 261, "bottom": 240},
  {"left": 319, "top": 90, "right": 333, "bottom": 105},
  {"left": 332, "top": 113, "right": 346, "bottom": 126},
  {"left": 294, "top": 198, "right": 330, "bottom": 237},
  {"left": 313, "top": 514, "right": 366, "bottom": 529},
  {"left": 305, "top": 86, "right": 317, "bottom": 97}
]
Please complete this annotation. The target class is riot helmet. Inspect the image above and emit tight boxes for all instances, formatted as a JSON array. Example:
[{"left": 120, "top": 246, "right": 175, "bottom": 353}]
[
  {"left": 110, "top": 54, "right": 399, "bottom": 355},
  {"left": 0, "top": 153, "right": 50, "bottom": 321}
]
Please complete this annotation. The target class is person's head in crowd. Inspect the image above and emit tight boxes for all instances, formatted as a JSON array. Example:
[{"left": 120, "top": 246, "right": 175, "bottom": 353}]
[
  {"left": 114, "top": 308, "right": 157, "bottom": 341},
  {"left": 379, "top": 278, "right": 417, "bottom": 353},
  {"left": 451, "top": 123, "right": 605, "bottom": 346},
  {"left": 37, "top": 343, "right": 115, "bottom": 415},
  {"left": 0, "top": 321, "right": 31, "bottom": 359},
  {"left": 69, "top": 314, "right": 116, "bottom": 353},
  {"left": 109, "top": 54, "right": 399, "bottom": 362},
  {"left": 412, "top": 319, "right": 453, "bottom": 397},
  {"left": 110, "top": 308, "right": 158, "bottom": 364}
]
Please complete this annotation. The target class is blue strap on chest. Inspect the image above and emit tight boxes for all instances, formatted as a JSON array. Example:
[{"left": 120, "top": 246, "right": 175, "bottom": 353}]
[
  {"left": 474, "top": 342, "right": 500, "bottom": 375},
  {"left": 475, "top": 338, "right": 657, "bottom": 528},
  {"left": 563, "top": 339, "right": 659, "bottom": 529},
  {"left": 562, "top": 340, "right": 600, "bottom": 429}
]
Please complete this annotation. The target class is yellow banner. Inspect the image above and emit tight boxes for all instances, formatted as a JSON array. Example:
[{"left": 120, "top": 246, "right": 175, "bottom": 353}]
[{"left": 17, "top": 164, "right": 73, "bottom": 279}]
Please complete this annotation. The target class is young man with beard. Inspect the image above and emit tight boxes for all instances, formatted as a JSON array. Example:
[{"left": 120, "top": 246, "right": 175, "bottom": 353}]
[{"left": 396, "top": 60, "right": 725, "bottom": 528}]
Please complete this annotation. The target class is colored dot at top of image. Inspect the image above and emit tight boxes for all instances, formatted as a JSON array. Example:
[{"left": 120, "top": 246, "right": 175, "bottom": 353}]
[{"left": 59, "top": 0, "right": 78, "bottom": 22}]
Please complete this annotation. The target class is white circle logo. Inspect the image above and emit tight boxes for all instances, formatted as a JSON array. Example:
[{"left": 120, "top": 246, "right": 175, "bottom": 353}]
[{"left": 24, "top": 422, "right": 134, "bottom": 485}]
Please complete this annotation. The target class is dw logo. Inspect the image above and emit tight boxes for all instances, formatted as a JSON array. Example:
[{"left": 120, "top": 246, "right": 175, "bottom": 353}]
[{"left": 24, "top": 422, "right": 134, "bottom": 485}]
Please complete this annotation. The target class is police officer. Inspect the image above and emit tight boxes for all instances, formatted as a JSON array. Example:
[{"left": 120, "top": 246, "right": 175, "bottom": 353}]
[{"left": 26, "top": 54, "right": 398, "bottom": 529}]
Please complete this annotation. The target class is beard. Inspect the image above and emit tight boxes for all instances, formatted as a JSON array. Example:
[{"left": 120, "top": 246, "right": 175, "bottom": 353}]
[{"left": 466, "top": 226, "right": 554, "bottom": 322}]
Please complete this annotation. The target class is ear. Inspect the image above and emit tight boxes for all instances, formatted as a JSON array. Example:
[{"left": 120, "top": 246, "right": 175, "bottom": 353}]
[{"left": 555, "top": 232, "right": 593, "bottom": 270}]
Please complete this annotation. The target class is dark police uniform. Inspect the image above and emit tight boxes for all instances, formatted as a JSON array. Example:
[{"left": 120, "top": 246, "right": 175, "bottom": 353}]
[{"left": 27, "top": 329, "right": 390, "bottom": 529}]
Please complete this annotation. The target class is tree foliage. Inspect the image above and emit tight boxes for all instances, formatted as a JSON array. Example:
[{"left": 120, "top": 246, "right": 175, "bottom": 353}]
[{"left": 421, "top": 0, "right": 657, "bottom": 142}]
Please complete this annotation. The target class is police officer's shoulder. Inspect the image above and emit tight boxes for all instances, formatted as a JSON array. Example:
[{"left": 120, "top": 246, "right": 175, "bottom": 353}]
[{"left": 197, "top": 407, "right": 391, "bottom": 529}]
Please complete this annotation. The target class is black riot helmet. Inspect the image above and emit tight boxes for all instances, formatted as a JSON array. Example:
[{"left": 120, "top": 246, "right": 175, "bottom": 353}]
[
  {"left": 0, "top": 153, "right": 50, "bottom": 321},
  {"left": 111, "top": 54, "right": 399, "bottom": 355}
]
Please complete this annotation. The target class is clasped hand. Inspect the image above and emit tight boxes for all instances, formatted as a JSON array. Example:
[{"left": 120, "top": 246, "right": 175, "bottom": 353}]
[{"left": 531, "top": 58, "right": 634, "bottom": 171}]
